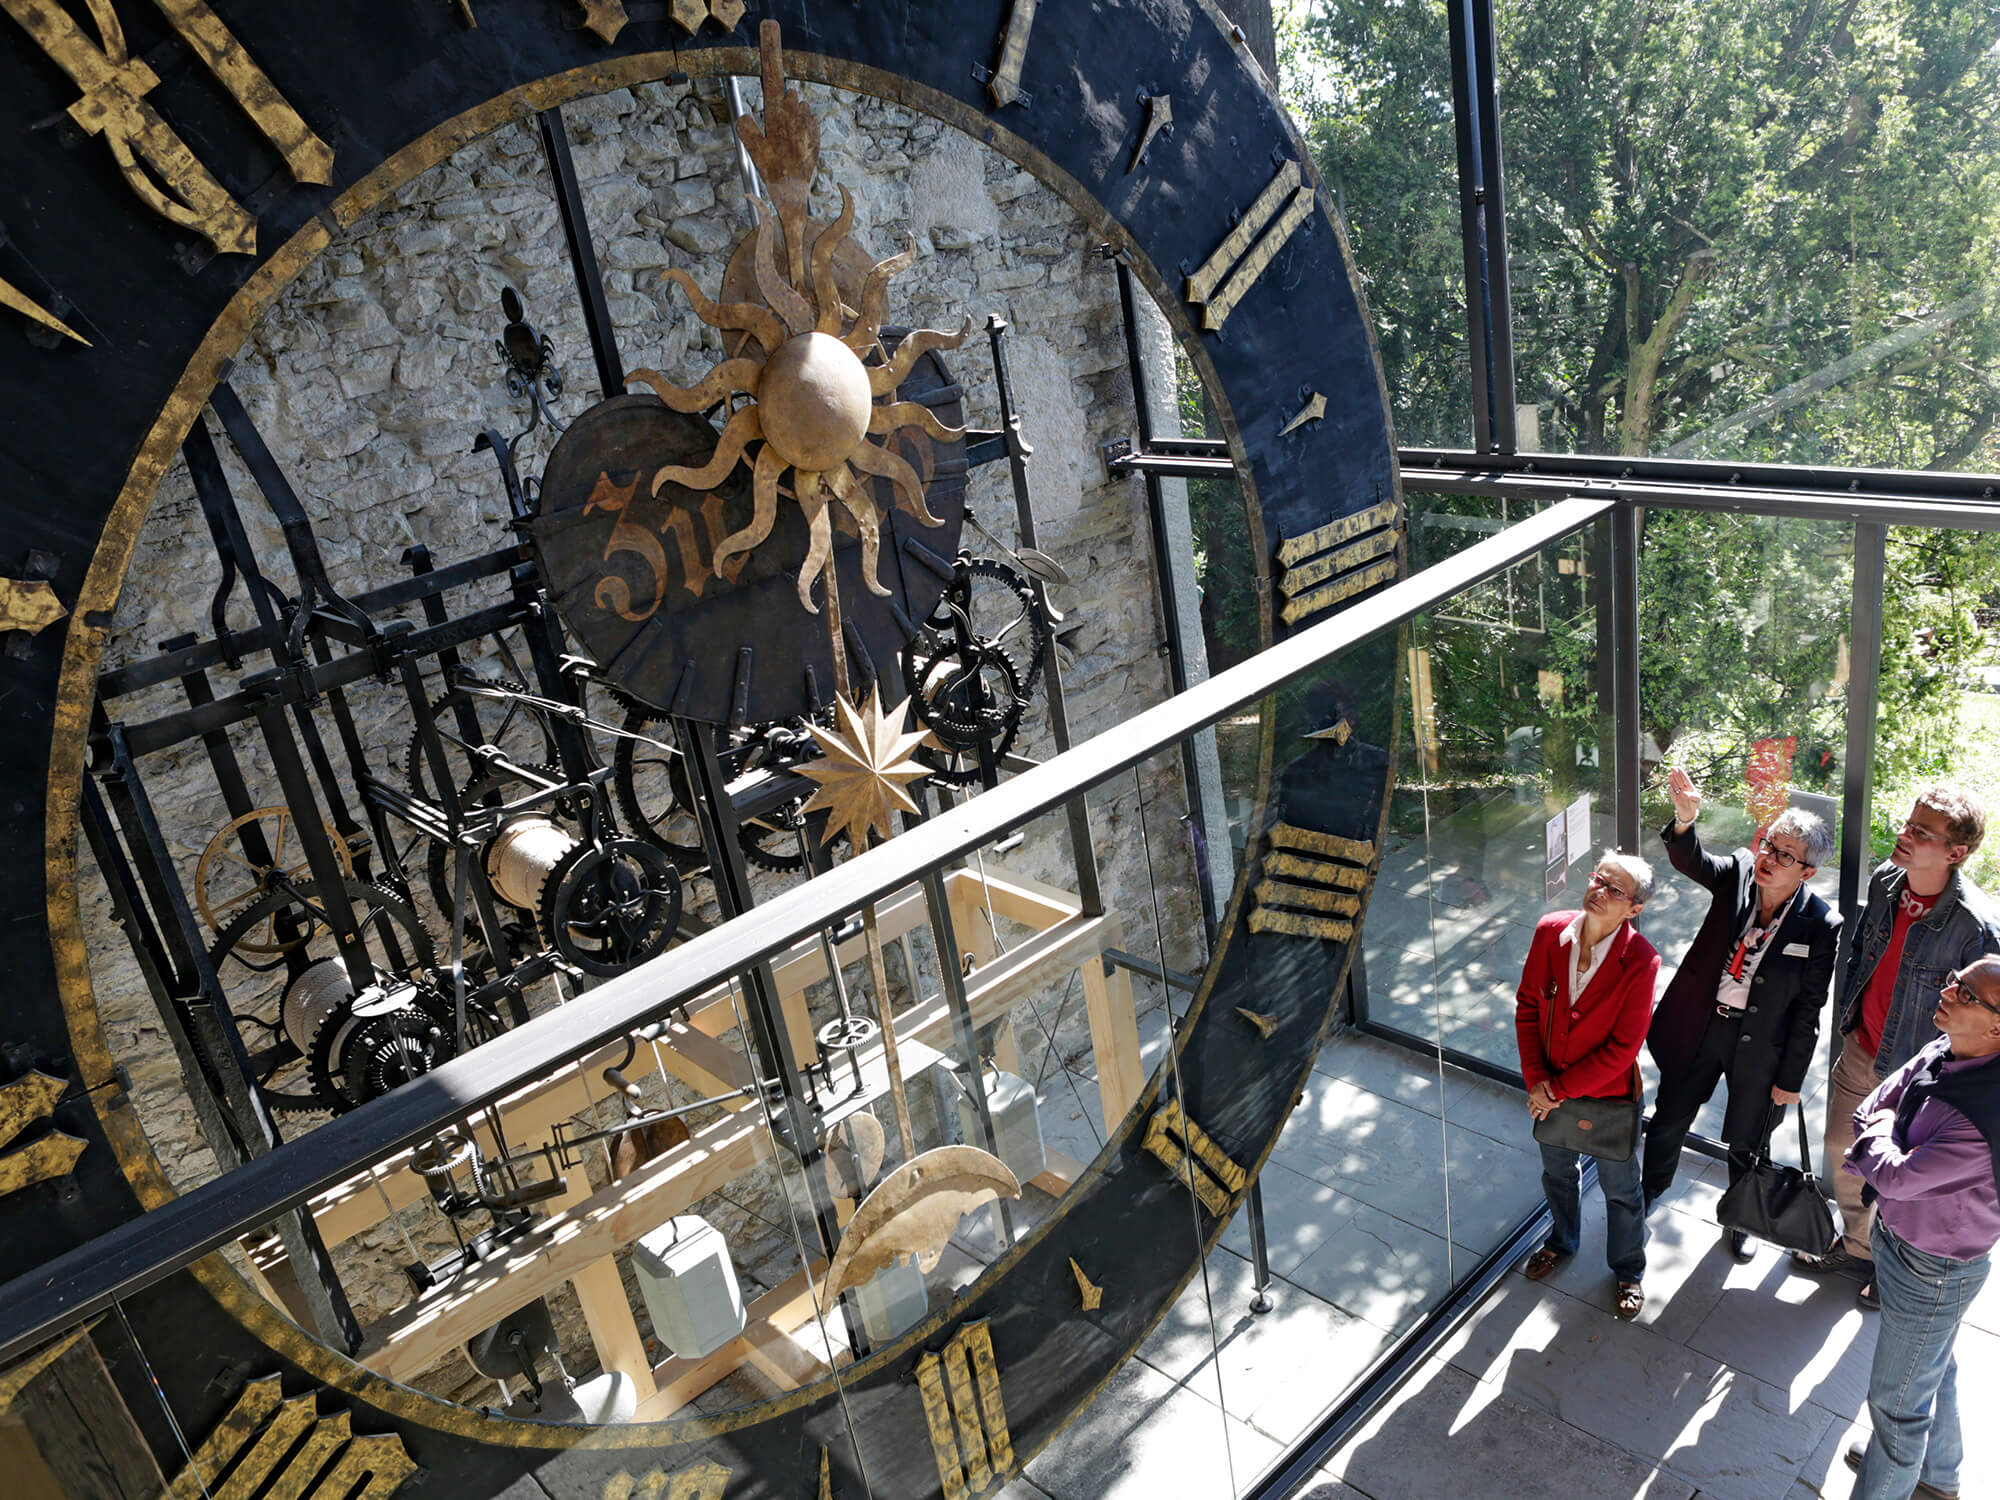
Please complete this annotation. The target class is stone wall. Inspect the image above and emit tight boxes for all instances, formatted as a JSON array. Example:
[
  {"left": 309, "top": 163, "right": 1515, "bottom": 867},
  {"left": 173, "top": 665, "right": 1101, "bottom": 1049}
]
[{"left": 76, "top": 75, "right": 1211, "bottom": 1406}]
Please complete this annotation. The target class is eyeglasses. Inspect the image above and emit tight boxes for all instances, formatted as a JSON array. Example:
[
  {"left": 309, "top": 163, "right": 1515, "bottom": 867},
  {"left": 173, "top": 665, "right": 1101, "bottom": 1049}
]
[
  {"left": 1941, "top": 971, "right": 2000, "bottom": 1017},
  {"left": 1757, "top": 836, "right": 1813, "bottom": 871},
  {"left": 1587, "top": 871, "right": 1637, "bottom": 902},
  {"left": 1901, "top": 818, "right": 1956, "bottom": 845}
]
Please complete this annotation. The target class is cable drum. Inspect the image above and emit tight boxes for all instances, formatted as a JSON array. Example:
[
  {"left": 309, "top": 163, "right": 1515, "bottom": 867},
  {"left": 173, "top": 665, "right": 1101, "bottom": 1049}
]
[
  {"left": 485, "top": 817, "right": 579, "bottom": 913},
  {"left": 281, "top": 956, "right": 356, "bottom": 1055}
]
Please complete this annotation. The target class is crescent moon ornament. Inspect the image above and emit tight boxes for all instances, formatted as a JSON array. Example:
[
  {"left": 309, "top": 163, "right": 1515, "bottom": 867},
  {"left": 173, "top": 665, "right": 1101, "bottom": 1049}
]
[{"left": 823, "top": 1146, "right": 1023, "bottom": 1301}]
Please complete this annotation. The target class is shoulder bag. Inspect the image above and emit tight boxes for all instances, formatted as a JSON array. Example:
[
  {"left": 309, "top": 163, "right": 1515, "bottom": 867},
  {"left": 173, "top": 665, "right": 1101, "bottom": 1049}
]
[
  {"left": 1716, "top": 1102, "right": 1838, "bottom": 1255},
  {"left": 1532, "top": 1063, "right": 1642, "bottom": 1162}
]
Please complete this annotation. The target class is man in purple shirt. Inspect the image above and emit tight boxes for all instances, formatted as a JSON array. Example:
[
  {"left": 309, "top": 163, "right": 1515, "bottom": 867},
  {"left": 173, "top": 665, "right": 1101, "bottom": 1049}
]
[{"left": 1843, "top": 955, "right": 2000, "bottom": 1500}]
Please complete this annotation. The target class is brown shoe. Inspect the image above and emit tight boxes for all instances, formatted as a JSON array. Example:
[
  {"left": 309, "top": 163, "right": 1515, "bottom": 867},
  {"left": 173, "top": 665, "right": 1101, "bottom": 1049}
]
[
  {"left": 1615, "top": 1280, "right": 1645, "bottom": 1319},
  {"left": 1522, "top": 1245, "right": 1565, "bottom": 1281}
]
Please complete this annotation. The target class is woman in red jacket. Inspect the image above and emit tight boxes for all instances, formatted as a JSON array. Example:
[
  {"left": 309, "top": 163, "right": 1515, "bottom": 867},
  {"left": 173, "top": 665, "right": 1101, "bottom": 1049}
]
[{"left": 1516, "top": 851, "right": 1662, "bottom": 1319}]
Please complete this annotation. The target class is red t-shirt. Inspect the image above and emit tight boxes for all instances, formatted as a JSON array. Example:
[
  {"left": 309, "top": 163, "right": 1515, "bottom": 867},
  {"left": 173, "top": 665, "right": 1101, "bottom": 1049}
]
[{"left": 1855, "top": 885, "right": 1940, "bottom": 1056}]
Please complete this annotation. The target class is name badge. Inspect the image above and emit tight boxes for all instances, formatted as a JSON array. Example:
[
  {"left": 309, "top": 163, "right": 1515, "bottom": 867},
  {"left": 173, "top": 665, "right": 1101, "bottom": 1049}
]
[{"left": 1783, "top": 942, "right": 1810, "bottom": 957}]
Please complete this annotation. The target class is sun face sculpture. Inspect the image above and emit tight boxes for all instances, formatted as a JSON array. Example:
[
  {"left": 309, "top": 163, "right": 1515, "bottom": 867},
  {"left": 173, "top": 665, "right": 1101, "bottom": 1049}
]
[{"left": 626, "top": 23, "right": 972, "bottom": 615}]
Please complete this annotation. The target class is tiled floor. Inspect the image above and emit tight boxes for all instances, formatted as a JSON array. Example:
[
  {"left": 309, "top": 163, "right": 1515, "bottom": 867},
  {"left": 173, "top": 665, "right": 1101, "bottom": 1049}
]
[{"left": 1003, "top": 1025, "right": 2000, "bottom": 1500}]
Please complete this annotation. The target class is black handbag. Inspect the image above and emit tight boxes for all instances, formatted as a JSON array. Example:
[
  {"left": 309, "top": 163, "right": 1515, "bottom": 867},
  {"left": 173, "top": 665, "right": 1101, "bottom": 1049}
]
[
  {"left": 1532, "top": 1075, "right": 1642, "bottom": 1162},
  {"left": 1716, "top": 1102, "right": 1838, "bottom": 1255}
]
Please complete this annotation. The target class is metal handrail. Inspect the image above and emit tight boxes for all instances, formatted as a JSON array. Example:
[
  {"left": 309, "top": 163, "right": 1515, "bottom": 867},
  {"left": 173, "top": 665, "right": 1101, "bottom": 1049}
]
[{"left": 0, "top": 495, "right": 1611, "bottom": 1364}]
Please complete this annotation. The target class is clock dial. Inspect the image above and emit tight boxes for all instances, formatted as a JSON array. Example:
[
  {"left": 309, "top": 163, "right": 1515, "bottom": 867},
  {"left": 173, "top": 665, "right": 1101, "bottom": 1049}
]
[{"left": 0, "top": 4, "right": 1399, "bottom": 1497}]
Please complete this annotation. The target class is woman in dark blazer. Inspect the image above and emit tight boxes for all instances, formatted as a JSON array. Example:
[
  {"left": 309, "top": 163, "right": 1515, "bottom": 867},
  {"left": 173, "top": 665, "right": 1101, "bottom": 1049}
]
[
  {"left": 1517, "top": 851, "right": 1661, "bottom": 1318},
  {"left": 1640, "top": 768, "right": 1840, "bottom": 1260}
]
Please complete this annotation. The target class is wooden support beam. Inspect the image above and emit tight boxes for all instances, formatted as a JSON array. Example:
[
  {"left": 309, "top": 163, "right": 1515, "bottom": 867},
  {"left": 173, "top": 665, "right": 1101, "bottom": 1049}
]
[{"left": 1080, "top": 954, "right": 1144, "bottom": 1130}]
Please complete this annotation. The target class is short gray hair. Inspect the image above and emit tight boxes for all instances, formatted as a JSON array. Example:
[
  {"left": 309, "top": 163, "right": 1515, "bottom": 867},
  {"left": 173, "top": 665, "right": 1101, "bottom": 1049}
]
[
  {"left": 1599, "top": 850, "right": 1656, "bottom": 905},
  {"left": 1768, "top": 808, "right": 1834, "bottom": 868}
]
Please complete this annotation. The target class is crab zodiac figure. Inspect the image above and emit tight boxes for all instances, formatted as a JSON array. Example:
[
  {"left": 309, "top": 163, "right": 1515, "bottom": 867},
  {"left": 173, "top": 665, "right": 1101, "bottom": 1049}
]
[{"left": 627, "top": 22, "right": 971, "bottom": 614}]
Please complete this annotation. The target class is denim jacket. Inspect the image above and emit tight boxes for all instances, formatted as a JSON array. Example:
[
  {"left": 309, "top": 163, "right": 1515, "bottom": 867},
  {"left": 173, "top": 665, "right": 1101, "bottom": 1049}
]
[{"left": 1837, "top": 860, "right": 2000, "bottom": 1078}]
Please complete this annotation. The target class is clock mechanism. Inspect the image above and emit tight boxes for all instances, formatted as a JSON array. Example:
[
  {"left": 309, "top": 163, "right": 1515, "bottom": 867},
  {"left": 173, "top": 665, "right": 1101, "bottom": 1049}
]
[{"left": 0, "top": 5, "right": 1401, "bottom": 1497}]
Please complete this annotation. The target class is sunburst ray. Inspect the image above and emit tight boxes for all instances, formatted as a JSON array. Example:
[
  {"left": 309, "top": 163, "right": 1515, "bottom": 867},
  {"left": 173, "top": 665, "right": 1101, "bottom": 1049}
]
[
  {"left": 653, "top": 404, "right": 762, "bottom": 493},
  {"left": 811, "top": 187, "right": 857, "bottom": 335},
  {"left": 627, "top": 359, "right": 762, "bottom": 413},
  {"left": 659, "top": 267, "right": 788, "bottom": 356},
  {"left": 869, "top": 317, "right": 974, "bottom": 395},
  {"left": 843, "top": 238, "right": 918, "bottom": 354},
  {"left": 847, "top": 437, "right": 942, "bottom": 527},
  {"left": 827, "top": 466, "right": 893, "bottom": 598},
  {"left": 711, "top": 445, "right": 786, "bottom": 584},
  {"left": 869, "top": 399, "right": 963, "bottom": 443},
  {"left": 796, "top": 488, "right": 834, "bottom": 613},
  {"left": 754, "top": 217, "right": 816, "bottom": 338}
]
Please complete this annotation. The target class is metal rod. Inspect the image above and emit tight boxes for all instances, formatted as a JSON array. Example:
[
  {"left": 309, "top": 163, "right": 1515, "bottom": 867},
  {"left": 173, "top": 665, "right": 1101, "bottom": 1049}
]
[
  {"left": 1609, "top": 501, "right": 1642, "bottom": 853},
  {"left": 987, "top": 313, "right": 1104, "bottom": 916},
  {"left": 1469, "top": 0, "right": 1518, "bottom": 450},
  {"left": 1826, "top": 521, "right": 1887, "bottom": 1146},
  {"left": 537, "top": 107, "right": 625, "bottom": 401},
  {"left": 1445, "top": 0, "right": 1495, "bottom": 452},
  {"left": 1245, "top": 1179, "right": 1274, "bottom": 1314},
  {"left": 0, "top": 497, "right": 1611, "bottom": 1362}
]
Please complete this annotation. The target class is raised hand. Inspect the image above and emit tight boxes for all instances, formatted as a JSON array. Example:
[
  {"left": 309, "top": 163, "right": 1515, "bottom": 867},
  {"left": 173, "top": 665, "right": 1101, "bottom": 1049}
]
[{"left": 1667, "top": 766, "right": 1703, "bottom": 829}]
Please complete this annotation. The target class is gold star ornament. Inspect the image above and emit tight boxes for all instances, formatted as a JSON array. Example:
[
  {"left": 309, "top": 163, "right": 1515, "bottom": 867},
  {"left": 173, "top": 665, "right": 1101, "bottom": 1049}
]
[{"left": 797, "top": 689, "right": 934, "bottom": 850}]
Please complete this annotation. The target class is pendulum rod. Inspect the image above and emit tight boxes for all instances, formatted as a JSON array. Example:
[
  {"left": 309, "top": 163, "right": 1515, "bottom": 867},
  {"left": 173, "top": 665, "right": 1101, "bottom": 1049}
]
[{"left": 820, "top": 578, "right": 919, "bottom": 1162}]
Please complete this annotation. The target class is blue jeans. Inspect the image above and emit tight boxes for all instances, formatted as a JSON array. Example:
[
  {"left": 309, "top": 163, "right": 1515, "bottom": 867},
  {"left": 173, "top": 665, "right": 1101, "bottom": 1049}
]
[
  {"left": 1539, "top": 1141, "right": 1646, "bottom": 1279},
  {"left": 1856, "top": 1219, "right": 1989, "bottom": 1500}
]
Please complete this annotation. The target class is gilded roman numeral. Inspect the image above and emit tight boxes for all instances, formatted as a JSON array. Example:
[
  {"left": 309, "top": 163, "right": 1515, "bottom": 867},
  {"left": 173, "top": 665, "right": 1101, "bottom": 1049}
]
[
  {"left": 0, "top": 1071, "right": 85, "bottom": 1199},
  {"left": 916, "top": 1320, "right": 1013, "bottom": 1500},
  {"left": 2, "top": 0, "right": 332, "bottom": 255},
  {"left": 1250, "top": 821, "right": 1374, "bottom": 941},
  {"left": 1185, "top": 159, "right": 1315, "bottom": 331},
  {"left": 985, "top": 0, "right": 1037, "bottom": 109},
  {"left": 165, "top": 1375, "right": 416, "bottom": 1500},
  {"left": 602, "top": 1460, "right": 730, "bottom": 1500},
  {"left": 1141, "top": 1100, "right": 1246, "bottom": 1216}
]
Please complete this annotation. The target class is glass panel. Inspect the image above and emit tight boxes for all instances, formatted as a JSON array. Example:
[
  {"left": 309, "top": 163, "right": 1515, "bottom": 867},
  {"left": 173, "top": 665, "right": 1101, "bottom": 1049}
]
[
  {"left": 1279, "top": 1, "right": 1475, "bottom": 448},
  {"left": 1497, "top": 0, "right": 2000, "bottom": 467},
  {"left": 1366, "top": 498, "right": 1608, "bottom": 1072},
  {"left": 1636, "top": 512, "right": 1853, "bottom": 1166}
]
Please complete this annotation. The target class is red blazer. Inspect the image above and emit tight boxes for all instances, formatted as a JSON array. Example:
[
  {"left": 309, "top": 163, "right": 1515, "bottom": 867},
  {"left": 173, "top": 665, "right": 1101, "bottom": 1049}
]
[{"left": 1515, "top": 911, "right": 1660, "bottom": 1100}]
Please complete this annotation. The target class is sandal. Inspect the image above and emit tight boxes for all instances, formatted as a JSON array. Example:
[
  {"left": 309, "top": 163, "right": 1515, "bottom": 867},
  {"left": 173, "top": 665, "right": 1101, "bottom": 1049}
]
[
  {"left": 1615, "top": 1280, "right": 1645, "bottom": 1319},
  {"left": 1521, "top": 1245, "right": 1565, "bottom": 1281}
]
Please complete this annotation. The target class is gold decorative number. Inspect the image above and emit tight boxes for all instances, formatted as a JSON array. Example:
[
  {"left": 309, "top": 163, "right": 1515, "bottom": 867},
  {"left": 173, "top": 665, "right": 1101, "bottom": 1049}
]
[
  {"left": 1, "top": 0, "right": 332, "bottom": 255},
  {"left": 986, "top": 0, "right": 1037, "bottom": 109},
  {"left": 0, "top": 1071, "right": 85, "bottom": 1200},
  {"left": 1140, "top": 1100, "right": 1246, "bottom": 1216},
  {"left": 165, "top": 1375, "right": 416, "bottom": 1500},
  {"left": 916, "top": 1320, "right": 1013, "bottom": 1500},
  {"left": 1184, "top": 159, "right": 1315, "bottom": 332},
  {"left": 601, "top": 1460, "right": 731, "bottom": 1500}
]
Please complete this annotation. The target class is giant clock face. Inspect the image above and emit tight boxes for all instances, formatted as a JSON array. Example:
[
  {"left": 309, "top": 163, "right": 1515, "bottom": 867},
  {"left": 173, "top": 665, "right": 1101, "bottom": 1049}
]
[{"left": 0, "top": 4, "right": 1399, "bottom": 1497}]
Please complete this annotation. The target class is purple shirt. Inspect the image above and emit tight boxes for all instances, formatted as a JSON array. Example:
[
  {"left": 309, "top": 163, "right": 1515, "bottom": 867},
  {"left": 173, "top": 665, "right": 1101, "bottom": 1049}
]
[{"left": 1844, "top": 1036, "right": 2000, "bottom": 1261}]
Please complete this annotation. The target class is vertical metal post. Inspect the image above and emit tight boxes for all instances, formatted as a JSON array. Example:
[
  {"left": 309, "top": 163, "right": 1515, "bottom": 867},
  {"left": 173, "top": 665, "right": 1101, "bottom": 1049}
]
[
  {"left": 538, "top": 107, "right": 625, "bottom": 401},
  {"left": 1245, "top": 1179, "right": 1275, "bottom": 1313},
  {"left": 987, "top": 316, "right": 1105, "bottom": 918},
  {"left": 1609, "top": 504, "right": 1642, "bottom": 854},
  {"left": 1829, "top": 522, "right": 1887, "bottom": 1082},
  {"left": 1445, "top": 0, "right": 1518, "bottom": 453},
  {"left": 1111, "top": 254, "right": 1233, "bottom": 934}
]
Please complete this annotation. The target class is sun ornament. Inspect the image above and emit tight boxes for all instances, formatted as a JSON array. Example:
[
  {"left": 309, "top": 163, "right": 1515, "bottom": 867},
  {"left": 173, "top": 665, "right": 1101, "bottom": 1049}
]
[{"left": 625, "top": 20, "right": 973, "bottom": 616}]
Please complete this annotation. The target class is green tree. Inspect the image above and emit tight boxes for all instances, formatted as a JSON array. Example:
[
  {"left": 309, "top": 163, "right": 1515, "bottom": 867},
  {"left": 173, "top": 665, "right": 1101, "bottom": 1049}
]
[{"left": 1288, "top": 0, "right": 2000, "bottom": 464}]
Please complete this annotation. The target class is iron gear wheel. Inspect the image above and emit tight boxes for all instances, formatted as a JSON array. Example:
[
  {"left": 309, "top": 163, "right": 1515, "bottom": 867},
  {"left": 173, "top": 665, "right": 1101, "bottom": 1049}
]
[
  {"left": 205, "top": 876, "right": 435, "bottom": 1114},
  {"left": 610, "top": 710, "right": 707, "bottom": 870},
  {"left": 307, "top": 980, "right": 457, "bottom": 1114},
  {"left": 905, "top": 638, "right": 1025, "bottom": 784},
  {"left": 403, "top": 674, "right": 556, "bottom": 803},
  {"left": 537, "top": 837, "right": 683, "bottom": 978},
  {"left": 924, "top": 555, "right": 1048, "bottom": 695}
]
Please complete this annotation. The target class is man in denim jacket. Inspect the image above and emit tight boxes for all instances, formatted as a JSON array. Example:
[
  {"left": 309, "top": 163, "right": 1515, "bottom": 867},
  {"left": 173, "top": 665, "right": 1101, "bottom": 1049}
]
[{"left": 1797, "top": 785, "right": 2000, "bottom": 1311}]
